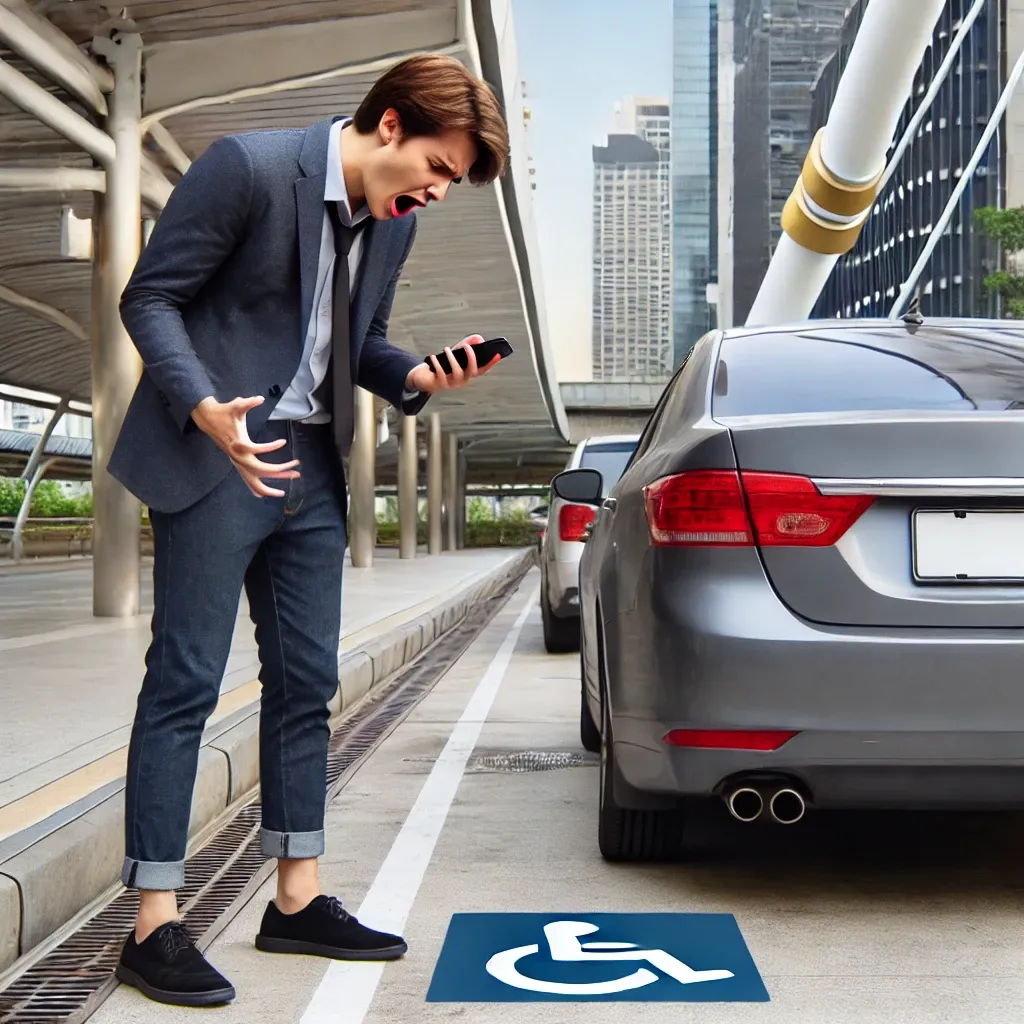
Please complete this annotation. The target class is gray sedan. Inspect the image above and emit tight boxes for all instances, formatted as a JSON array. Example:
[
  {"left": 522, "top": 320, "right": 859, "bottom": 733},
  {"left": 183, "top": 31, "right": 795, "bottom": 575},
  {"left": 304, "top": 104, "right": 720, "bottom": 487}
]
[{"left": 554, "top": 319, "right": 1024, "bottom": 863}]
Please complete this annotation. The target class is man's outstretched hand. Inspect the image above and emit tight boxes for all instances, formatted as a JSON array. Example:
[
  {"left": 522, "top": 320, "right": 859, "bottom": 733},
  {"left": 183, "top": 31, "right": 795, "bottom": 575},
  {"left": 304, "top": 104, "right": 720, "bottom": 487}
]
[
  {"left": 191, "top": 395, "right": 299, "bottom": 498},
  {"left": 405, "top": 335, "right": 501, "bottom": 395}
]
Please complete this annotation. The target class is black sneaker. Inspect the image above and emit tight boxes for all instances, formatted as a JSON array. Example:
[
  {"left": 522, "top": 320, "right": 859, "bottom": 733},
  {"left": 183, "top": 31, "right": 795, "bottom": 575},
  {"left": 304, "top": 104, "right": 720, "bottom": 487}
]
[
  {"left": 255, "top": 895, "right": 407, "bottom": 961},
  {"left": 115, "top": 921, "right": 236, "bottom": 1007}
]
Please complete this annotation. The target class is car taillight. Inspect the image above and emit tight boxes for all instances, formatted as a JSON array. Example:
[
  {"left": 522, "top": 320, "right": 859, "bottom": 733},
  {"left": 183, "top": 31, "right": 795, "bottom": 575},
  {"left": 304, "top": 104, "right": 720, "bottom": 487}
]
[
  {"left": 743, "top": 471, "right": 873, "bottom": 546},
  {"left": 664, "top": 729, "right": 799, "bottom": 751},
  {"left": 643, "top": 470, "right": 872, "bottom": 548},
  {"left": 559, "top": 503, "right": 596, "bottom": 542},
  {"left": 644, "top": 471, "right": 751, "bottom": 545}
]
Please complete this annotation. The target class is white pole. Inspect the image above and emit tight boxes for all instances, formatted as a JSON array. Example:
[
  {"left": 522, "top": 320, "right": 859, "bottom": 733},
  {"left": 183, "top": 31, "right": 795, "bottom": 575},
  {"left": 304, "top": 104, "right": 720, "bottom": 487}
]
[
  {"left": 0, "top": 166, "right": 105, "bottom": 192},
  {"left": 0, "top": 0, "right": 112, "bottom": 113},
  {"left": 878, "top": 0, "right": 988, "bottom": 195},
  {"left": 890, "top": 45, "right": 1024, "bottom": 318},
  {"left": 745, "top": 0, "right": 947, "bottom": 326},
  {"left": 0, "top": 55, "right": 114, "bottom": 162}
]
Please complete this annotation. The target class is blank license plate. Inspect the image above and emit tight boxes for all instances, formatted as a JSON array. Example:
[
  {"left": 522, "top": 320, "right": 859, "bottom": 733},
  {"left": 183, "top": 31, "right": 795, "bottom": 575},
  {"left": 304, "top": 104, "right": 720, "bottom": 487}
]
[{"left": 913, "top": 509, "right": 1024, "bottom": 582}]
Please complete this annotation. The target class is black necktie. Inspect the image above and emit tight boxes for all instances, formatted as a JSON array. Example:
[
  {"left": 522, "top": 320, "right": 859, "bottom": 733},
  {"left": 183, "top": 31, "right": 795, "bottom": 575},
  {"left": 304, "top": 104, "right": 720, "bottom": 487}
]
[{"left": 321, "top": 202, "right": 367, "bottom": 460}]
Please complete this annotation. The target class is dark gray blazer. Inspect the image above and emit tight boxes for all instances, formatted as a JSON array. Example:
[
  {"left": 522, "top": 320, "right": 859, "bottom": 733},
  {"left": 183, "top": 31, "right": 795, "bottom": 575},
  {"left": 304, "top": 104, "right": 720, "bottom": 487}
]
[{"left": 108, "top": 117, "right": 429, "bottom": 515}]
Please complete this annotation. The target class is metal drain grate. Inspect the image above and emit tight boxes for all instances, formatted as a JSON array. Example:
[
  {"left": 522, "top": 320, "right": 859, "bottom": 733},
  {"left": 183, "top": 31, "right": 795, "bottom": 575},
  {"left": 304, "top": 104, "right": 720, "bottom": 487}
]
[
  {"left": 468, "top": 750, "right": 598, "bottom": 773},
  {"left": 0, "top": 566, "right": 529, "bottom": 1024}
]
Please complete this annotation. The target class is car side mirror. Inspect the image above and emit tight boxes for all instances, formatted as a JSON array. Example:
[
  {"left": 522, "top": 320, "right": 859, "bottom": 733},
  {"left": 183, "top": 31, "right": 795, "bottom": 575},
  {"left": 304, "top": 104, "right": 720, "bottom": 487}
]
[{"left": 551, "top": 468, "right": 603, "bottom": 505}]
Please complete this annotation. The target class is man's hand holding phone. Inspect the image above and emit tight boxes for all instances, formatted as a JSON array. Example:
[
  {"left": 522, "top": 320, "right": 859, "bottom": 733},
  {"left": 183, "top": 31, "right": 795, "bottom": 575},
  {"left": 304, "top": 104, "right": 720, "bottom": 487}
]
[
  {"left": 405, "top": 334, "right": 506, "bottom": 395},
  {"left": 191, "top": 395, "right": 300, "bottom": 498}
]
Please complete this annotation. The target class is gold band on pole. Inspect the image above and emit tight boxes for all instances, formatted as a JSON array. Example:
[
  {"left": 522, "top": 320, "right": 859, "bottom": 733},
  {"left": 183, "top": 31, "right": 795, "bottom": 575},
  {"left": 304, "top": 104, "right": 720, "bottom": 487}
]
[
  {"left": 802, "top": 128, "right": 883, "bottom": 217},
  {"left": 780, "top": 127, "right": 884, "bottom": 256}
]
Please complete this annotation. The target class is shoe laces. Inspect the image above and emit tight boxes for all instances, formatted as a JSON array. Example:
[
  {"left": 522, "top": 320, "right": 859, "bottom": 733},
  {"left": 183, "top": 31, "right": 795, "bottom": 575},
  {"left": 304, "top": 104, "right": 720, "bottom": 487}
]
[
  {"left": 323, "top": 896, "right": 353, "bottom": 923},
  {"left": 157, "top": 922, "right": 193, "bottom": 960}
]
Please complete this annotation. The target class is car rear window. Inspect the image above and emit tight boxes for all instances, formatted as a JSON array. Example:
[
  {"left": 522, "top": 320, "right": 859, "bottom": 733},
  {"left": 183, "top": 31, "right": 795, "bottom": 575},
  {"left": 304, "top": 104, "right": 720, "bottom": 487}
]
[
  {"left": 713, "top": 328, "right": 1024, "bottom": 417},
  {"left": 580, "top": 442, "right": 636, "bottom": 492}
]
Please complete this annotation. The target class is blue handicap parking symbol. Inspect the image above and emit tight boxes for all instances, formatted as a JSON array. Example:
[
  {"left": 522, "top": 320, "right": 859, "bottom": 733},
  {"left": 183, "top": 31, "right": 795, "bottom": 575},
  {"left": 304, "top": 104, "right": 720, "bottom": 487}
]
[{"left": 426, "top": 913, "right": 770, "bottom": 1003}]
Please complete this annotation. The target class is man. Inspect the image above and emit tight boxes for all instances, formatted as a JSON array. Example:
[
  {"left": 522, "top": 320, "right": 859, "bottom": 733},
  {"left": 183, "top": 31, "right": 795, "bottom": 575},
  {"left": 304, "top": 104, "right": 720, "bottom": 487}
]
[{"left": 106, "top": 53, "right": 510, "bottom": 1008}]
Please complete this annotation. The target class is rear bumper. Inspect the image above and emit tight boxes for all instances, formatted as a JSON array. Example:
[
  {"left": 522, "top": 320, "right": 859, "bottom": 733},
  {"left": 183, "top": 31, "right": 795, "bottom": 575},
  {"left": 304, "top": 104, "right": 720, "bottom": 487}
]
[
  {"left": 547, "top": 556, "right": 582, "bottom": 617},
  {"left": 615, "top": 736, "right": 1024, "bottom": 810},
  {"left": 606, "top": 548, "right": 1024, "bottom": 809}
]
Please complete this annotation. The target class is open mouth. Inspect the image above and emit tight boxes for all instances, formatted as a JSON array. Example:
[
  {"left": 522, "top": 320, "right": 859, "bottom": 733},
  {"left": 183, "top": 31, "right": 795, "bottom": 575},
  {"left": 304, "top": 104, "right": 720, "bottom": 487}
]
[{"left": 391, "top": 194, "right": 427, "bottom": 217}]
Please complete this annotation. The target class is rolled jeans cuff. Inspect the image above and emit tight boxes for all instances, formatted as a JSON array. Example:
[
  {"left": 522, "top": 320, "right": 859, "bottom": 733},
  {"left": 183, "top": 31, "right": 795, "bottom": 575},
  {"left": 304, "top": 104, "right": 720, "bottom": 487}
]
[
  {"left": 121, "top": 856, "right": 185, "bottom": 891},
  {"left": 260, "top": 827, "right": 326, "bottom": 860}
]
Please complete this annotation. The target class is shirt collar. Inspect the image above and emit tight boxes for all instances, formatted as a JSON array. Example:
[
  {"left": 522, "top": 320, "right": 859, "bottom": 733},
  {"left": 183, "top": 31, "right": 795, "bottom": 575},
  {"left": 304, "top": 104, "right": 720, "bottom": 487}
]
[{"left": 326, "top": 117, "right": 373, "bottom": 226}]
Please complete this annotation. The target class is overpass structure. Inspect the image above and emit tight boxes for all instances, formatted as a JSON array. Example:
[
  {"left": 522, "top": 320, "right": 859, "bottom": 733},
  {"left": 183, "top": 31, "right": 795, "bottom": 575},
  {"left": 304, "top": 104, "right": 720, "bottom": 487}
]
[
  {"left": 0, "top": 0, "right": 569, "bottom": 615},
  {"left": 560, "top": 380, "right": 659, "bottom": 443}
]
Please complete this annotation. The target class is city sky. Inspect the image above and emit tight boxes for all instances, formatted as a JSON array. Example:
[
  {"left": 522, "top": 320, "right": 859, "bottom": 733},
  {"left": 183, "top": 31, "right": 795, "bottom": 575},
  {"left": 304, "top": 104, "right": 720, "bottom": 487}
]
[{"left": 510, "top": 0, "right": 674, "bottom": 381}]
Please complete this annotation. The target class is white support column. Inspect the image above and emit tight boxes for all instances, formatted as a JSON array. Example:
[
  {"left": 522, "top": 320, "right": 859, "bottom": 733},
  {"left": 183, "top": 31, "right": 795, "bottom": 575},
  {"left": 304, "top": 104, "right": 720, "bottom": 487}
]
[
  {"left": 0, "top": 0, "right": 113, "bottom": 113},
  {"left": 90, "top": 28, "right": 142, "bottom": 618},
  {"left": 427, "top": 413, "right": 443, "bottom": 555},
  {"left": 443, "top": 433, "right": 458, "bottom": 552},
  {"left": 12, "top": 457, "right": 58, "bottom": 563},
  {"left": 20, "top": 397, "right": 67, "bottom": 482},
  {"left": 0, "top": 51, "right": 172, "bottom": 208},
  {"left": 348, "top": 386, "right": 377, "bottom": 568},
  {"left": 0, "top": 166, "right": 105, "bottom": 192},
  {"left": 398, "top": 414, "right": 418, "bottom": 560}
]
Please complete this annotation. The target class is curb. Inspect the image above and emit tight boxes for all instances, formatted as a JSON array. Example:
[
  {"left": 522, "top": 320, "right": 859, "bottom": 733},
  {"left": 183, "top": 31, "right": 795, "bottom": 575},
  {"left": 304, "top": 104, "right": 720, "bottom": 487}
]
[{"left": 0, "top": 548, "right": 534, "bottom": 972}]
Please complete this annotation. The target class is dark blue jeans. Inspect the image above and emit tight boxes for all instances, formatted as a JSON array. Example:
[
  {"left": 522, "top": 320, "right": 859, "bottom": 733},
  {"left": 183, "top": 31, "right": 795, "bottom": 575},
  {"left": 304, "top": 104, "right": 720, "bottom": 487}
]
[{"left": 122, "top": 421, "right": 347, "bottom": 891}]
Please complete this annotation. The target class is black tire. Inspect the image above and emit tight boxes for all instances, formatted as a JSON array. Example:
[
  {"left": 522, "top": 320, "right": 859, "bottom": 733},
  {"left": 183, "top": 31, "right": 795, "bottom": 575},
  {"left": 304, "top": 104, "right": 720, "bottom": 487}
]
[
  {"left": 541, "top": 585, "right": 580, "bottom": 653},
  {"left": 580, "top": 674, "right": 601, "bottom": 753},
  {"left": 598, "top": 677, "right": 684, "bottom": 862}
]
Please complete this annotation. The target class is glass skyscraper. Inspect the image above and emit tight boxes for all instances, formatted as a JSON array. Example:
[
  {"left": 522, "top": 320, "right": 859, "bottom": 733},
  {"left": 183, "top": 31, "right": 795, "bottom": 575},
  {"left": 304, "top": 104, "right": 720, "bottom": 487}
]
[
  {"left": 723, "top": 0, "right": 847, "bottom": 326},
  {"left": 671, "top": 0, "right": 718, "bottom": 365}
]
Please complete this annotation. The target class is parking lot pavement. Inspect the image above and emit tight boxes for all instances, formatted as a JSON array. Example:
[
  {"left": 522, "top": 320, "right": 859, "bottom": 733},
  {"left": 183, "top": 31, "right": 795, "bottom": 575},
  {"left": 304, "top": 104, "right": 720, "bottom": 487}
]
[{"left": 94, "top": 569, "right": 1024, "bottom": 1023}]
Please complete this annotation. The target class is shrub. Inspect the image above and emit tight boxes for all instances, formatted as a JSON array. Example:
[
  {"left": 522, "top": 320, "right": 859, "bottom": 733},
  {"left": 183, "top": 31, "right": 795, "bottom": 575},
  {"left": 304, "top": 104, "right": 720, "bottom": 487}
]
[{"left": 0, "top": 478, "right": 93, "bottom": 518}]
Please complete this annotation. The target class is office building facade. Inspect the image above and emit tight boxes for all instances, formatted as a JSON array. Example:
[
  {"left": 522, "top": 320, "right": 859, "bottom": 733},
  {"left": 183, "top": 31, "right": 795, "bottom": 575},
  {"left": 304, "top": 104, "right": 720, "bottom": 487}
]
[
  {"left": 811, "top": 0, "right": 1006, "bottom": 319},
  {"left": 672, "top": 0, "right": 718, "bottom": 362},
  {"left": 717, "top": 0, "right": 847, "bottom": 326},
  {"left": 591, "top": 99, "right": 674, "bottom": 382}
]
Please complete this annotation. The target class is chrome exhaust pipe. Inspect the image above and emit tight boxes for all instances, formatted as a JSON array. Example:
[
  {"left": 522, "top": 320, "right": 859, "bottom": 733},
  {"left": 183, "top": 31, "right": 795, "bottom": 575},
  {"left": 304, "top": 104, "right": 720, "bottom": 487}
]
[
  {"left": 768, "top": 787, "right": 806, "bottom": 825},
  {"left": 725, "top": 786, "right": 764, "bottom": 823}
]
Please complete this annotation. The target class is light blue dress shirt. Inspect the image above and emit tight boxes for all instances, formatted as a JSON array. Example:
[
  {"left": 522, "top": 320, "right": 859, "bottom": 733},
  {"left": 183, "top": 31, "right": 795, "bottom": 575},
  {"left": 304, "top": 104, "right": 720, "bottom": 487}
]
[{"left": 271, "top": 118, "right": 420, "bottom": 423}]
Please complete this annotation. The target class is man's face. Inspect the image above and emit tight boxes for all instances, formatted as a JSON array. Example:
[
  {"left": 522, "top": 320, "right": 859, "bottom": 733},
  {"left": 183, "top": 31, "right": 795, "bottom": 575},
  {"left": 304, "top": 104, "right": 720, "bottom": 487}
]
[{"left": 364, "top": 109, "right": 478, "bottom": 220}]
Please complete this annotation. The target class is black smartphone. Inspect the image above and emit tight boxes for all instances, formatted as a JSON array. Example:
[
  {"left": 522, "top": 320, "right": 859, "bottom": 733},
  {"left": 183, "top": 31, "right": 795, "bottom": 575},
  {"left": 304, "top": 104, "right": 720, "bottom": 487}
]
[{"left": 426, "top": 337, "right": 513, "bottom": 374}]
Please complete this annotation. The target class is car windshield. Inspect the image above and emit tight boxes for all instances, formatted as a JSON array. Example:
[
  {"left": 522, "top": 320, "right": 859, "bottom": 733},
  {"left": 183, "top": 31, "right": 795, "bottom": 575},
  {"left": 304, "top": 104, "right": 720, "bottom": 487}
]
[{"left": 579, "top": 442, "right": 636, "bottom": 494}]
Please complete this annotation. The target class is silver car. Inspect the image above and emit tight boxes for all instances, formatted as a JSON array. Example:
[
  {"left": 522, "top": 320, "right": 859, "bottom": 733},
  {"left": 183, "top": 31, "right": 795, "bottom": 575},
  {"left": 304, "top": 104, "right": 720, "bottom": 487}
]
[
  {"left": 539, "top": 435, "right": 638, "bottom": 653},
  {"left": 553, "top": 319, "right": 1024, "bottom": 862}
]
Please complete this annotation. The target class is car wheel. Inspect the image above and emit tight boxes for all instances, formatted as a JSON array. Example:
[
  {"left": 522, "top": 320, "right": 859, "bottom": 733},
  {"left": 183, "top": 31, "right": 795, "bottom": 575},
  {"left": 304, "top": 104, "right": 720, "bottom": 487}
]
[
  {"left": 598, "top": 682, "right": 684, "bottom": 862},
  {"left": 580, "top": 674, "right": 601, "bottom": 753},
  {"left": 541, "top": 586, "right": 580, "bottom": 654}
]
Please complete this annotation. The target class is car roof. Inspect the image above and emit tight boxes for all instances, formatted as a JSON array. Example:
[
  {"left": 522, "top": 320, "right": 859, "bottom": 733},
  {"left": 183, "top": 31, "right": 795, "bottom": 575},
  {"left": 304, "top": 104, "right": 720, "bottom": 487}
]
[{"left": 722, "top": 316, "right": 1024, "bottom": 344}]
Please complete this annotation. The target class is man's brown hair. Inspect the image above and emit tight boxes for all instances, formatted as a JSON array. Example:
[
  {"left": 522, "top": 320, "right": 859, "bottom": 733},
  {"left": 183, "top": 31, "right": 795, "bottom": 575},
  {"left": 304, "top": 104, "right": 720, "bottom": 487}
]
[{"left": 354, "top": 53, "right": 510, "bottom": 184}]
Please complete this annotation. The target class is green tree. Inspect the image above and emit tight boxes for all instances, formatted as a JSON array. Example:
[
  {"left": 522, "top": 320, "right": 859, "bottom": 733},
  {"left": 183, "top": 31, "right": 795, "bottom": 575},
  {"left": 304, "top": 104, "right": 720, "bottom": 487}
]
[
  {"left": 974, "top": 206, "right": 1024, "bottom": 318},
  {"left": 0, "top": 478, "right": 25, "bottom": 516},
  {"left": 0, "top": 477, "right": 93, "bottom": 517},
  {"left": 376, "top": 495, "right": 399, "bottom": 524},
  {"left": 467, "top": 496, "right": 493, "bottom": 523}
]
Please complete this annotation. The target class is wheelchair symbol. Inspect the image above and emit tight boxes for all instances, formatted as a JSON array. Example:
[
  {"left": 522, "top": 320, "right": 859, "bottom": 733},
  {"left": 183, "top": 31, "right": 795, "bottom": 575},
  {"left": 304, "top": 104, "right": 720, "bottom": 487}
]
[{"left": 484, "top": 920, "right": 735, "bottom": 996}]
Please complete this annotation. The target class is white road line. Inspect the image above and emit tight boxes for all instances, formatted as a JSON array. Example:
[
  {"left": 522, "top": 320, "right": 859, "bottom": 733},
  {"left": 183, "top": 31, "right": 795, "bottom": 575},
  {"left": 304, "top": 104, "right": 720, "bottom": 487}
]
[{"left": 299, "top": 584, "right": 538, "bottom": 1024}]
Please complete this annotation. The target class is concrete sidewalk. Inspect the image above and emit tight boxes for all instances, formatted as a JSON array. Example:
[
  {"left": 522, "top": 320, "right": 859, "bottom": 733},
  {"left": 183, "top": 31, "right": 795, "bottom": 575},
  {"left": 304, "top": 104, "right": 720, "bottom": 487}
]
[{"left": 0, "top": 546, "right": 534, "bottom": 973}]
